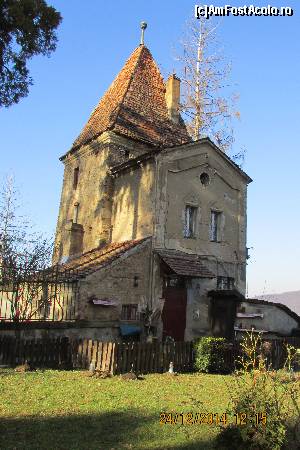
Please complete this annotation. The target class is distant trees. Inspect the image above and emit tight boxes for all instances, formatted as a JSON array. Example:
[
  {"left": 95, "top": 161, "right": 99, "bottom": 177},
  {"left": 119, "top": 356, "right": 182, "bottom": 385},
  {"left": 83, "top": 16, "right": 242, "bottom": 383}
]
[
  {"left": 177, "top": 16, "right": 241, "bottom": 156},
  {"left": 0, "top": 0, "right": 62, "bottom": 107}
]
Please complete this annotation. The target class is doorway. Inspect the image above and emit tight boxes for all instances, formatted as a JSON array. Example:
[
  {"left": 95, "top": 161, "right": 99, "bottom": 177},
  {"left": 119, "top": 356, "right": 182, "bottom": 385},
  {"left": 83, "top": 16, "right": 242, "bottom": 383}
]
[{"left": 162, "top": 276, "right": 187, "bottom": 341}]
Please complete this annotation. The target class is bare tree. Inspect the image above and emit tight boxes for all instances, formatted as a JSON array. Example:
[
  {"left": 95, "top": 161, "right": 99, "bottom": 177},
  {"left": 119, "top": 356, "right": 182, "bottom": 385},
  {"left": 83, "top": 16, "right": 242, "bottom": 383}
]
[
  {"left": 176, "top": 16, "right": 241, "bottom": 154},
  {"left": 0, "top": 175, "right": 55, "bottom": 321},
  {"left": 0, "top": 174, "right": 53, "bottom": 271}
]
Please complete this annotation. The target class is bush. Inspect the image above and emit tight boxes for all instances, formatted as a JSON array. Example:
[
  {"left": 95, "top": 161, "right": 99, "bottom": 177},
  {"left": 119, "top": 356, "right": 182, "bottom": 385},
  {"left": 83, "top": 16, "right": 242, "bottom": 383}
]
[
  {"left": 217, "top": 332, "right": 300, "bottom": 450},
  {"left": 194, "top": 337, "right": 231, "bottom": 374},
  {"left": 218, "top": 373, "right": 287, "bottom": 450}
]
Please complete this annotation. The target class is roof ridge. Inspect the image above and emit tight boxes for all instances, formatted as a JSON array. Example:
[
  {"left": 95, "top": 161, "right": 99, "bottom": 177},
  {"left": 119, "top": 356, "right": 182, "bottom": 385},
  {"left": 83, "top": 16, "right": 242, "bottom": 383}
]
[
  {"left": 67, "top": 44, "right": 190, "bottom": 154},
  {"left": 61, "top": 237, "right": 149, "bottom": 271},
  {"left": 108, "top": 45, "right": 146, "bottom": 132}
]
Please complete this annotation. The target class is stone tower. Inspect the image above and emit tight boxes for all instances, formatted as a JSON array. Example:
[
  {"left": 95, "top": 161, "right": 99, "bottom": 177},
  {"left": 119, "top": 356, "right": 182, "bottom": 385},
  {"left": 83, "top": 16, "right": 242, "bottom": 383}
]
[{"left": 53, "top": 44, "right": 190, "bottom": 264}]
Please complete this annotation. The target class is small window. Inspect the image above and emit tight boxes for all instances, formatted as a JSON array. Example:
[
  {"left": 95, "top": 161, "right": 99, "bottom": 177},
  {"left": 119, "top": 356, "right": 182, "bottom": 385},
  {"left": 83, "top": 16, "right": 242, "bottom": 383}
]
[
  {"left": 217, "top": 276, "right": 234, "bottom": 290},
  {"left": 165, "top": 276, "right": 185, "bottom": 288},
  {"left": 121, "top": 304, "right": 138, "bottom": 321},
  {"left": 200, "top": 172, "right": 210, "bottom": 186},
  {"left": 210, "top": 210, "right": 222, "bottom": 242},
  {"left": 73, "top": 167, "right": 79, "bottom": 189},
  {"left": 184, "top": 205, "right": 197, "bottom": 238},
  {"left": 73, "top": 202, "right": 79, "bottom": 223}
]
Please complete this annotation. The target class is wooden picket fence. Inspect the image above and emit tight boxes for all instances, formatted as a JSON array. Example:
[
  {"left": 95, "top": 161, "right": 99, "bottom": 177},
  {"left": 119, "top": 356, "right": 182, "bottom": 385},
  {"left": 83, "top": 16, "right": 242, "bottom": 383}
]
[
  {"left": 0, "top": 336, "right": 194, "bottom": 374},
  {"left": 0, "top": 336, "right": 299, "bottom": 374}
]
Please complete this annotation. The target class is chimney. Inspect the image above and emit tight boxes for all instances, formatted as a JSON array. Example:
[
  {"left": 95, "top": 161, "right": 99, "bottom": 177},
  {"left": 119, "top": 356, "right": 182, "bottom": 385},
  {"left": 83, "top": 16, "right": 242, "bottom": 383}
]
[{"left": 165, "top": 74, "right": 181, "bottom": 124}]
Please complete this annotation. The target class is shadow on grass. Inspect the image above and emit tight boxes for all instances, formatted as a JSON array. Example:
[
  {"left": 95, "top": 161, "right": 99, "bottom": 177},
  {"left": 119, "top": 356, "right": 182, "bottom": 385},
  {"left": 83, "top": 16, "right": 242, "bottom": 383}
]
[{"left": 0, "top": 410, "right": 217, "bottom": 450}]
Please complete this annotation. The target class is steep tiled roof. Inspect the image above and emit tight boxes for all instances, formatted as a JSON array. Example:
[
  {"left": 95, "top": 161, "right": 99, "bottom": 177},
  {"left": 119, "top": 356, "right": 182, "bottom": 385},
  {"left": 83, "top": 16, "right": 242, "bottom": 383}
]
[
  {"left": 58, "top": 237, "right": 150, "bottom": 278},
  {"left": 157, "top": 249, "right": 215, "bottom": 278},
  {"left": 71, "top": 45, "right": 190, "bottom": 151}
]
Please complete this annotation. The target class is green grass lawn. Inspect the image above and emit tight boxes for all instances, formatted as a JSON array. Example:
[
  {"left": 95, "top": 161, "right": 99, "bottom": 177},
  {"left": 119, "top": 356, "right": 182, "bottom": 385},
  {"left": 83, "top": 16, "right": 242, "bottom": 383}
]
[
  {"left": 1, "top": 369, "right": 299, "bottom": 450},
  {"left": 0, "top": 369, "right": 235, "bottom": 450}
]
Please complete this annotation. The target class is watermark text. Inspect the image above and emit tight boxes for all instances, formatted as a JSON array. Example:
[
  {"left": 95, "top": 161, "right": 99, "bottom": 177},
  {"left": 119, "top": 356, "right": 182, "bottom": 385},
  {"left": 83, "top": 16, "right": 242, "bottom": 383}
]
[{"left": 195, "top": 4, "right": 294, "bottom": 19}]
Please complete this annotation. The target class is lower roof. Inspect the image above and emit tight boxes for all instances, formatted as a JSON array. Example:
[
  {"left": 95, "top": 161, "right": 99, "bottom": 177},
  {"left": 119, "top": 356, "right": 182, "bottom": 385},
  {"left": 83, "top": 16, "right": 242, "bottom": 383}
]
[
  {"left": 58, "top": 237, "right": 150, "bottom": 278},
  {"left": 157, "top": 249, "right": 215, "bottom": 278}
]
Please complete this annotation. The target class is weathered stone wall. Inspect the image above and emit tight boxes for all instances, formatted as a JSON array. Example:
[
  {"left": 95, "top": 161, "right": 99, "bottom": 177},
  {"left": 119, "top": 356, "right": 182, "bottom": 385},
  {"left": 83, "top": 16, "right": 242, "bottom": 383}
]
[
  {"left": 235, "top": 301, "right": 299, "bottom": 336},
  {"left": 185, "top": 278, "right": 216, "bottom": 341},
  {"left": 111, "top": 161, "right": 155, "bottom": 242},
  {"left": 77, "top": 239, "right": 151, "bottom": 322},
  {"left": 0, "top": 323, "right": 119, "bottom": 341},
  {"left": 153, "top": 141, "right": 249, "bottom": 295},
  {"left": 53, "top": 132, "right": 152, "bottom": 263}
]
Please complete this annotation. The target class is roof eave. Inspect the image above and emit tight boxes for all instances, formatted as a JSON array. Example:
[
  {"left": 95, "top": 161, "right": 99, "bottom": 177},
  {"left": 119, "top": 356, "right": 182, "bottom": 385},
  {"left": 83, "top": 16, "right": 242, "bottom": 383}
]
[{"left": 163, "top": 137, "right": 253, "bottom": 184}]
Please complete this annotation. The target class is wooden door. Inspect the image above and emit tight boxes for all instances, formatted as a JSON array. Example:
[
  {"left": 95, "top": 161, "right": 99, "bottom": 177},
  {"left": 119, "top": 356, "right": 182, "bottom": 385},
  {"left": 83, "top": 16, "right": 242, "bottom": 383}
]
[
  {"left": 162, "top": 276, "right": 187, "bottom": 341},
  {"left": 210, "top": 296, "right": 238, "bottom": 340}
]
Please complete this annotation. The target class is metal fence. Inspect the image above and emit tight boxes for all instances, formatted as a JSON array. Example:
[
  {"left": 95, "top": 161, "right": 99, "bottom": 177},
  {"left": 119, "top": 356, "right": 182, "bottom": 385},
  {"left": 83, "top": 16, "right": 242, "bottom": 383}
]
[{"left": 0, "top": 265, "right": 79, "bottom": 322}]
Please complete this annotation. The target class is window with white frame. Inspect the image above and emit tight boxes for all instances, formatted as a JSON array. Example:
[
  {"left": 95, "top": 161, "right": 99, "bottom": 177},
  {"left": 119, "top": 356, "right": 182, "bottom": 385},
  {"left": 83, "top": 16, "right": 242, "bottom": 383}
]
[
  {"left": 184, "top": 205, "right": 197, "bottom": 238},
  {"left": 210, "top": 210, "right": 222, "bottom": 242},
  {"left": 217, "top": 276, "right": 234, "bottom": 290}
]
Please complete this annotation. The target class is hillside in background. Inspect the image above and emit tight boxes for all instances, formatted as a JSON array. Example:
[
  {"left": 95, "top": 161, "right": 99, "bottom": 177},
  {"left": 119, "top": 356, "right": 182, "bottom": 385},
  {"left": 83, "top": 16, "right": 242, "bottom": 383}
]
[{"left": 256, "top": 291, "right": 300, "bottom": 316}]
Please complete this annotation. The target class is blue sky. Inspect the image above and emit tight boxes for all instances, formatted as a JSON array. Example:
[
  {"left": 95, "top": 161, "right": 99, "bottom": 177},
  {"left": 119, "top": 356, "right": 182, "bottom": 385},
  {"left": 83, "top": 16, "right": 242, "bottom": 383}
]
[{"left": 1, "top": 0, "right": 299, "bottom": 296}]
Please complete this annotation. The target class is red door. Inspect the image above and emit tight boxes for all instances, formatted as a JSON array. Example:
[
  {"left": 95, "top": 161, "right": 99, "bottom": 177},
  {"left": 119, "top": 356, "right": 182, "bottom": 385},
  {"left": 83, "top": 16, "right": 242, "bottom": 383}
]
[{"left": 162, "top": 276, "right": 187, "bottom": 341}]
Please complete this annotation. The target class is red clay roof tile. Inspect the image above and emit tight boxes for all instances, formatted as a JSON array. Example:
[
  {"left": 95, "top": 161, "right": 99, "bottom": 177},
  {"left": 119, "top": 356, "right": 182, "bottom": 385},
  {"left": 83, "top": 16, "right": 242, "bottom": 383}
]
[
  {"left": 157, "top": 249, "right": 215, "bottom": 278},
  {"left": 59, "top": 237, "right": 150, "bottom": 277},
  {"left": 71, "top": 45, "right": 190, "bottom": 151}
]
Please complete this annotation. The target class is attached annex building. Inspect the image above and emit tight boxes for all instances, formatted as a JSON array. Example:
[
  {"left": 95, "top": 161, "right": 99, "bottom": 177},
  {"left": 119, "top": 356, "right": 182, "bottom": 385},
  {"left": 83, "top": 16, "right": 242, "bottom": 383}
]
[{"left": 53, "top": 40, "right": 252, "bottom": 342}]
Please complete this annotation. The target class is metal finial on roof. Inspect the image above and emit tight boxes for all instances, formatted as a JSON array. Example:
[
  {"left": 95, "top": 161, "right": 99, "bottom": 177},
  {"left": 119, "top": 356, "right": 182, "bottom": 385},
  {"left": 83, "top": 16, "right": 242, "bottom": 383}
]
[{"left": 140, "top": 21, "right": 147, "bottom": 45}]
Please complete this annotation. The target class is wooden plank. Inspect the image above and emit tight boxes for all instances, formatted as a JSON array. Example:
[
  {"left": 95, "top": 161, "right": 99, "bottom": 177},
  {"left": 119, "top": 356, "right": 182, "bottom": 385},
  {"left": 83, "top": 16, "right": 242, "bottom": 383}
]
[
  {"left": 4, "top": 337, "right": 9, "bottom": 366},
  {"left": 179, "top": 341, "right": 184, "bottom": 372},
  {"left": 10, "top": 337, "right": 16, "bottom": 367},
  {"left": 116, "top": 342, "right": 123, "bottom": 374},
  {"left": 121, "top": 343, "right": 128, "bottom": 374},
  {"left": 109, "top": 343, "right": 116, "bottom": 374},
  {"left": 127, "top": 342, "right": 133, "bottom": 372},
  {"left": 91, "top": 340, "right": 97, "bottom": 367},
  {"left": 158, "top": 341, "right": 162, "bottom": 373},
  {"left": 37, "top": 339, "right": 42, "bottom": 366},
  {"left": 174, "top": 342, "right": 179, "bottom": 372},
  {"left": 132, "top": 342, "right": 138, "bottom": 373},
  {"left": 140, "top": 343, "right": 146, "bottom": 375},
  {"left": 104, "top": 342, "right": 111, "bottom": 372},
  {"left": 136, "top": 342, "right": 142, "bottom": 374},
  {"left": 180, "top": 341, "right": 184, "bottom": 372},
  {"left": 146, "top": 343, "right": 151, "bottom": 373},
  {"left": 87, "top": 339, "right": 93, "bottom": 367},
  {"left": 153, "top": 342, "right": 159, "bottom": 373},
  {"left": 112, "top": 342, "right": 119, "bottom": 374},
  {"left": 105, "top": 342, "right": 113, "bottom": 372},
  {"left": 70, "top": 338, "right": 78, "bottom": 369},
  {"left": 96, "top": 342, "right": 103, "bottom": 371},
  {"left": 43, "top": 338, "right": 48, "bottom": 367},
  {"left": 76, "top": 339, "right": 83, "bottom": 369},
  {"left": 113, "top": 342, "right": 119, "bottom": 374},
  {"left": 55, "top": 338, "right": 61, "bottom": 368},
  {"left": 100, "top": 342, "right": 107, "bottom": 372},
  {"left": 81, "top": 339, "right": 89, "bottom": 369},
  {"left": 149, "top": 343, "right": 155, "bottom": 373},
  {"left": 30, "top": 339, "right": 35, "bottom": 367}
]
